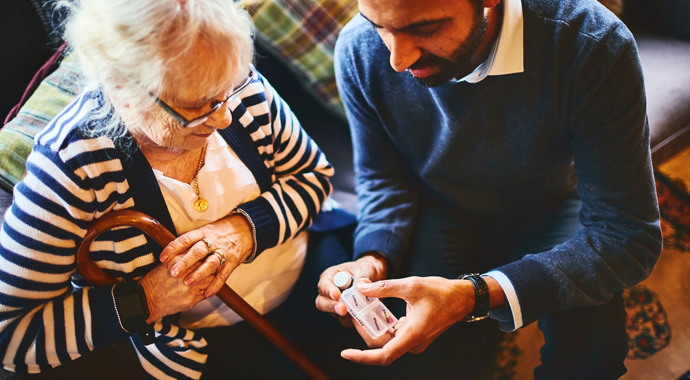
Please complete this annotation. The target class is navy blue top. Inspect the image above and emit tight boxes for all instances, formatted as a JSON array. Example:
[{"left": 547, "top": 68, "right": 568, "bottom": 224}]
[{"left": 335, "top": 0, "right": 662, "bottom": 328}]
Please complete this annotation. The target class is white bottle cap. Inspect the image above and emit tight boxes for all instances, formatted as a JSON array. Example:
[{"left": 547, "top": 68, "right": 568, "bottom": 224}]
[{"left": 333, "top": 272, "right": 354, "bottom": 290}]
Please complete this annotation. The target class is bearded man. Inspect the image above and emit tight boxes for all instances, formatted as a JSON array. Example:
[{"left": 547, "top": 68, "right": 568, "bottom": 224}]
[{"left": 315, "top": 0, "right": 662, "bottom": 378}]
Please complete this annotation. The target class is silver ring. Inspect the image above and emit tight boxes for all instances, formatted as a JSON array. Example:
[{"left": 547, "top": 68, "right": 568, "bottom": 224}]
[
  {"left": 212, "top": 250, "right": 226, "bottom": 266},
  {"left": 202, "top": 238, "right": 215, "bottom": 254}
]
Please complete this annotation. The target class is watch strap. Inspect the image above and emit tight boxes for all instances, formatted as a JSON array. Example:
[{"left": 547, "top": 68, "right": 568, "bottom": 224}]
[{"left": 459, "top": 273, "right": 490, "bottom": 322}]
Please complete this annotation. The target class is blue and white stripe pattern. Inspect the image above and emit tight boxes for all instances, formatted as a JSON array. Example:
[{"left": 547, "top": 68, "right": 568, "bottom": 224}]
[{"left": 0, "top": 71, "right": 333, "bottom": 378}]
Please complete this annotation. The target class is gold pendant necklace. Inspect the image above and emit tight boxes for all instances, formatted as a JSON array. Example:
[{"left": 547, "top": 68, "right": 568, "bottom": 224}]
[{"left": 193, "top": 145, "right": 208, "bottom": 212}]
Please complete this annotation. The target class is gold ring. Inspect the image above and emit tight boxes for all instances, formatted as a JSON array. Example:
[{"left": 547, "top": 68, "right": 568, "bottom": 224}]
[
  {"left": 202, "top": 238, "right": 215, "bottom": 254},
  {"left": 213, "top": 250, "right": 226, "bottom": 266}
]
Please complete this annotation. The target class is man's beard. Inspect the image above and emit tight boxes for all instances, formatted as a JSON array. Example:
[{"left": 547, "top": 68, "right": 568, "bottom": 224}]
[{"left": 409, "top": 10, "right": 489, "bottom": 87}]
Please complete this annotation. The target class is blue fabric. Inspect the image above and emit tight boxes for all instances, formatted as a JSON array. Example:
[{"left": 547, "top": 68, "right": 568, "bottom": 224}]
[
  {"left": 308, "top": 207, "right": 356, "bottom": 232},
  {"left": 335, "top": 0, "right": 662, "bottom": 332},
  {"left": 535, "top": 292, "right": 628, "bottom": 380},
  {"left": 387, "top": 194, "right": 628, "bottom": 378}
]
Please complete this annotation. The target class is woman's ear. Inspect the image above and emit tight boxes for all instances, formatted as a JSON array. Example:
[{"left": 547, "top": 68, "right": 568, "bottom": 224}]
[{"left": 108, "top": 84, "right": 132, "bottom": 108}]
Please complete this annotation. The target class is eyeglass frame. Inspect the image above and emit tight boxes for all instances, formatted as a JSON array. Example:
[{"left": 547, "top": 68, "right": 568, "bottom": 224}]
[{"left": 150, "top": 69, "right": 256, "bottom": 128}]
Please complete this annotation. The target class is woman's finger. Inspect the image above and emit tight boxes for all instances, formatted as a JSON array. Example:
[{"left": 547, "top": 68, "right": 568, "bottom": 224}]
[
  {"left": 170, "top": 239, "right": 212, "bottom": 278},
  {"left": 183, "top": 251, "right": 224, "bottom": 287},
  {"left": 204, "top": 250, "right": 236, "bottom": 298},
  {"left": 160, "top": 230, "right": 203, "bottom": 263}
]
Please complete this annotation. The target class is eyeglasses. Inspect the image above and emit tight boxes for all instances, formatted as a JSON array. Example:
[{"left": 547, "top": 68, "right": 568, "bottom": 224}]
[{"left": 151, "top": 70, "right": 256, "bottom": 128}]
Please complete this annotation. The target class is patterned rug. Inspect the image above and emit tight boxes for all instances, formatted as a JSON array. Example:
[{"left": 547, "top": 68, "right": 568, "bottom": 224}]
[{"left": 494, "top": 149, "right": 690, "bottom": 380}]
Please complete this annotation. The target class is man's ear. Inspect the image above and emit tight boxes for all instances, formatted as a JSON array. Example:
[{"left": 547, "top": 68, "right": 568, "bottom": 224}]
[{"left": 483, "top": 0, "right": 502, "bottom": 9}]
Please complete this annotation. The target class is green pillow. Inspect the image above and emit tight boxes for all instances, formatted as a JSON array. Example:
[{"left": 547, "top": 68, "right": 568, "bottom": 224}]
[{"left": 0, "top": 54, "right": 83, "bottom": 192}]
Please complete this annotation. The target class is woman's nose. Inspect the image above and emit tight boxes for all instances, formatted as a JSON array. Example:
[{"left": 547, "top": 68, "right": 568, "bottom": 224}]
[{"left": 205, "top": 104, "right": 233, "bottom": 129}]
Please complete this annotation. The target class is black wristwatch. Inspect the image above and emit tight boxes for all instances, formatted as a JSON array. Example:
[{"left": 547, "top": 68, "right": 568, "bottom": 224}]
[
  {"left": 459, "top": 273, "right": 490, "bottom": 322},
  {"left": 112, "top": 281, "right": 155, "bottom": 345}
]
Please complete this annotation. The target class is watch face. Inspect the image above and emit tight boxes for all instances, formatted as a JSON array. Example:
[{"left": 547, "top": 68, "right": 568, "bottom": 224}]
[{"left": 118, "top": 293, "right": 145, "bottom": 319}]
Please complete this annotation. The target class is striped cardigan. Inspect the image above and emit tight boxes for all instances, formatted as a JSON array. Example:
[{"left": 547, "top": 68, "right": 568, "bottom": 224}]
[{"left": 0, "top": 71, "right": 333, "bottom": 378}]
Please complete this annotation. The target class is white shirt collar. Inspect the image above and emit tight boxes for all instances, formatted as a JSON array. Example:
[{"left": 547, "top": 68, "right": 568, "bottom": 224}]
[{"left": 455, "top": 0, "right": 524, "bottom": 83}]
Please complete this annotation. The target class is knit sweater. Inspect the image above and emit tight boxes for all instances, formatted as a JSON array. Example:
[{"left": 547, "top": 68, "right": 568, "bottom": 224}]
[
  {"left": 0, "top": 71, "right": 333, "bottom": 378},
  {"left": 335, "top": 0, "right": 662, "bottom": 329}
]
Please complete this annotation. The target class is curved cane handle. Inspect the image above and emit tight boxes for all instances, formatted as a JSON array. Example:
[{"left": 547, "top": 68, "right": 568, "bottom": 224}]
[
  {"left": 75, "top": 209, "right": 330, "bottom": 380},
  {"left": 76, "top": 210, "right": 176, "bottom": 286}
]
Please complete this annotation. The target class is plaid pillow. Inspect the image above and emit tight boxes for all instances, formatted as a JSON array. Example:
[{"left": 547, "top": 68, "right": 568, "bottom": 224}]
[
  {"left": 0, "top": 54, "right": 83, "bottom": 192},
  {"left": 239, "top": 0, "right": 358, "bottom": 118}
]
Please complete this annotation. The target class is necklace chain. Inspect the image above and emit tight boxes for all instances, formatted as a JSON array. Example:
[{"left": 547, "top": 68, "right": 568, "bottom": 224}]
[{"left": 193, "top": 145, "right": 208, "bottom": 212}]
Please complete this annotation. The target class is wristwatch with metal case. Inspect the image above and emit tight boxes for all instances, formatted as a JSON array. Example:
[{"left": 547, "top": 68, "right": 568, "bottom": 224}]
[
  {"left": 112, "top": 281, "right": 155, "bottom": 345},
  {"left": 459, "top": 273, "right": 490, "bottom": 322}
]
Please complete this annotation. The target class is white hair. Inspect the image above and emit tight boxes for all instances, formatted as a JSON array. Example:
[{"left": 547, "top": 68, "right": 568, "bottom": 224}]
[{"left": 59, "top": 0, "right": 254, "bottom": 140}]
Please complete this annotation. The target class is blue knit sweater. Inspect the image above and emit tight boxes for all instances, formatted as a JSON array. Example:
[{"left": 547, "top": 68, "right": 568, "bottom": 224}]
[
  {"left": 0, "top": 72, "right": 333, "bottom": 378},
  {"left": 335, "top": 0, "right": 662, "bottom": 329}
]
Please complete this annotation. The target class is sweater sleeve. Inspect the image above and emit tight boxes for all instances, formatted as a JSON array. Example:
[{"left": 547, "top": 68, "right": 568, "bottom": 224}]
[
  {"left": 334, "top": 30, "right": 420, "bottom": 275},
  {"left": 495, "top": 25, "right": 662, "bottom": 329},
  {"left": 0, "top": 141, "right": 129, "bottom": 373},
  {"left": 235, "top": 75, "right": 334, "bottom": 260}
]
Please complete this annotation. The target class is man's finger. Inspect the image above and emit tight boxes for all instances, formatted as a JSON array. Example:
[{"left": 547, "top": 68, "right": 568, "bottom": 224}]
[
  {"left": 315, "top": 294, "right": 348, "bottom": 315},
  {"left": 340, "top": 332, "right": 415, "bottom": 366},
  {"left": 334, "top": 314, "right": 355, "bottom": 328},
  {"left": 317, "top": 267, "right": 351, "bottom": 301},
  {"left": 356, "top": 277, "right": 417, "bottom": 301},
  {"left": 350, "top": 320, "right": 394, "bottom": 349}
]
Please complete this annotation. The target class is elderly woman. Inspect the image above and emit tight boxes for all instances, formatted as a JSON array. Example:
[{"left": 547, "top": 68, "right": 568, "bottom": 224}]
[{"left": 0, "top": 0, "right": 356, "bottom": 379}]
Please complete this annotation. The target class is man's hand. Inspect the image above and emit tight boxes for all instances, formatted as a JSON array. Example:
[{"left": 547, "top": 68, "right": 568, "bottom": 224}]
[
  {"left": 340, "top": 276, "right": 475, "bottom": 366},
  {"left": 315, "top": 252, "right": 389, "bottom": 323}
]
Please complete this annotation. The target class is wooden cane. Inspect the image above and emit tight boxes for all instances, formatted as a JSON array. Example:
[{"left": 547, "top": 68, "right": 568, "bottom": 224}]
[{"left": 76, "top": 209, "right": 330, "bottom": 380}]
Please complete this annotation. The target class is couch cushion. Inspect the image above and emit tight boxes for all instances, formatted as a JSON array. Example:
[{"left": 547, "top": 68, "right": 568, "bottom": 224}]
[
  {"left": 636, "top": 34, "right": 690, "bottom": 165},
  {"left": 238, "top": 0, "right": 358, "bottom": 119},
  {"left": 0, "top": 53, "right": 81, "bottom": 192}
]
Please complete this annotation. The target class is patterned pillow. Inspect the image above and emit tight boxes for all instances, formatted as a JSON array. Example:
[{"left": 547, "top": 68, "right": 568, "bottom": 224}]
[
  {"left": 238, "top": 0, "right": 358, "bottom": 118},
  {"left": 0, "top": 53, "right": 83, "bottom": 192}
]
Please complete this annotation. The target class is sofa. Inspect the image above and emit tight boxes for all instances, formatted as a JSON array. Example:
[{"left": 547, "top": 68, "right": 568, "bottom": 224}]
[{"left": 0, "top": 0, "right": 689, "bottom": 376}]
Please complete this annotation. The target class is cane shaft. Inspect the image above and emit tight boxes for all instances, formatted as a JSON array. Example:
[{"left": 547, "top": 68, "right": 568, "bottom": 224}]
[
  {"left": 216, "top": 287, "right": 330, "bottom": 380},
  {"left": 77, "top": 210, "right": 330, "bottom": 380}
]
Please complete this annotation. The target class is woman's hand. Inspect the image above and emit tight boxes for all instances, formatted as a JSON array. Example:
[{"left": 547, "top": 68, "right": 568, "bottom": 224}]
[
  {"left": 139, "top": 255, "right": 215, "bottom": 323},
  {"left": 158, "top": 213, "right": 254, "bottom": 298}
]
